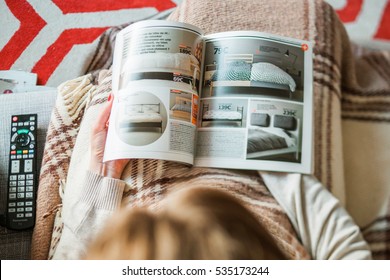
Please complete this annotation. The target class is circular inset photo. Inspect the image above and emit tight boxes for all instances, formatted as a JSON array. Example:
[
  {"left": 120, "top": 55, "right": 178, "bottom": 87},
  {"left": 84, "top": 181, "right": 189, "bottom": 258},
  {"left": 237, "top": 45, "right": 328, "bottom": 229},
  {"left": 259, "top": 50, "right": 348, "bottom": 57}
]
[{"left": 116, "top": 91, "right": 167, "bottom": 146}]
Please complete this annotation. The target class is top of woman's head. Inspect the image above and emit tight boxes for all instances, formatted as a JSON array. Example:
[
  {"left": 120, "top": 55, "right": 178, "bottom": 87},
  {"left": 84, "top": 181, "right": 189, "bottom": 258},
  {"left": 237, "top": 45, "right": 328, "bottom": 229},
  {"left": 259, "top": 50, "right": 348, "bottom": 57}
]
[{"left": 85, "top": 187, "right": 287, "bottom": 260}]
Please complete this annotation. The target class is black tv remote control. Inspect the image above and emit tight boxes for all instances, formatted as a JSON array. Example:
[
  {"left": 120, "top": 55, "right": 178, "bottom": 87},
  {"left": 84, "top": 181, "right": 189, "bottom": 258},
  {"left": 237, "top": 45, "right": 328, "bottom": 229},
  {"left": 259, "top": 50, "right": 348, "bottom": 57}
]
[{"left": 6, "top": 114, "right": 37, "bottom": 230}]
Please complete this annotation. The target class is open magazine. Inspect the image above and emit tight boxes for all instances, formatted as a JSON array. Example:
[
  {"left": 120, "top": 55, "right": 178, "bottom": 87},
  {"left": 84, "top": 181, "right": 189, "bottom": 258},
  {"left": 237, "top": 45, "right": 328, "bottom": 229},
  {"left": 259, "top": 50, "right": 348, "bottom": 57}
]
[{"left": 105, "top": 20, "right": 313, "bottom": 174}]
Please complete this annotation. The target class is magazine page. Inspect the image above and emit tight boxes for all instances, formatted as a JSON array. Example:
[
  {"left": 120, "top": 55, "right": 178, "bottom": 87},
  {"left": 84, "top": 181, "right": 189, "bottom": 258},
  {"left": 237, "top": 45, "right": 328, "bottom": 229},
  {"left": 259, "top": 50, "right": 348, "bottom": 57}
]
[
  {"left": 195, "top": 31, "right": 313, "bottom": 173},
  {"left": 104, "top": 20, "right": 204, "bottom": 165}
]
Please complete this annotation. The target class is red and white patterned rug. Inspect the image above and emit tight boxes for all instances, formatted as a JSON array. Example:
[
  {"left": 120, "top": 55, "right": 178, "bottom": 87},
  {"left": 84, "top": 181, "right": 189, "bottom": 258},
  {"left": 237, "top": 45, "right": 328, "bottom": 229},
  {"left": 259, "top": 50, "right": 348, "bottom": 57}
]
[
  {"left": 327, "top": 0, "right": 390, "bottom": 49},
  {"left": 0, "top": 0, "right": 178, "bottom": 86},
  {"left": 0, "top": 0, "right": 389, "bottom": 87}
]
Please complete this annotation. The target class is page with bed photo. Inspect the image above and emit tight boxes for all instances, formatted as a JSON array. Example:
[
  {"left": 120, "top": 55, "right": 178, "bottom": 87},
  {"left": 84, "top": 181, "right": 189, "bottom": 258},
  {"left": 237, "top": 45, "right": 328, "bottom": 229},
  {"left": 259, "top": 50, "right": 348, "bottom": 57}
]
[
  {"left": 104, "top": 20, "right": 203, "bottom": 165},
  {"left": 194, "top": 31, "right": 313, "bottom": 173}
]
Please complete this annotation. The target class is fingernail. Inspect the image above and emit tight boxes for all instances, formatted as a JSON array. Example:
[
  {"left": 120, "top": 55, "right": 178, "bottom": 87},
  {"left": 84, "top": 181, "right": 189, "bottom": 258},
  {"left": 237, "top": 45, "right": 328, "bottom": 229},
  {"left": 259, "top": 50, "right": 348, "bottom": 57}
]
[
  {"left": 108, "top": 93, "right": 112, "bottom": 102},
  {"left": 105, "top": 120, "right": 109, "bottom": 128}
]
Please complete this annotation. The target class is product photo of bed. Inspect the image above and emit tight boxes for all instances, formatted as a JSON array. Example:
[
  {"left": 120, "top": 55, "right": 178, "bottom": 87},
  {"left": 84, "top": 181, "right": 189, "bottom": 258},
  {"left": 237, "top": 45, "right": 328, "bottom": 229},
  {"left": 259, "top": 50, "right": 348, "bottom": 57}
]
[
  {"left": 117, "top": 103, "right": 163, "bottom": 133},
  {"left": 170, "top": 96, "right": 192, "bottom": 121},
  {"left": 120, "top": 52, "right": 200, "bottom": 90},
  {"left": 205, "top": 54, "right": 297, "bottom": 98},
  {"left": 201, "top": 103, "right": 244, "bottom": 127},
  {"left": 246, "top": 113, "right": 300, "bottom": 161}
]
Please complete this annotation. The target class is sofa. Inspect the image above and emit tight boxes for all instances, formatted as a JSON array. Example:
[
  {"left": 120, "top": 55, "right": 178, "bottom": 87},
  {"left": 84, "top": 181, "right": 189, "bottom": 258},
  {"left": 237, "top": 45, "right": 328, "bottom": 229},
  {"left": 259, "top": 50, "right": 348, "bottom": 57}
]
[{"left": 0, "top": 0, "right": 389, "bottom": 260}]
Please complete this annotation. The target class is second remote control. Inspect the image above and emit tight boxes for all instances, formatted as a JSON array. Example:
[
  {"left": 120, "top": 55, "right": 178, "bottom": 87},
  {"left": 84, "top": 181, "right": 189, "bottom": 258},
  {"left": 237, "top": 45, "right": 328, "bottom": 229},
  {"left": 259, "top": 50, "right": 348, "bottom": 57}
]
[{"left": 6, "top": 114, "right": 37, "bottom": 230}]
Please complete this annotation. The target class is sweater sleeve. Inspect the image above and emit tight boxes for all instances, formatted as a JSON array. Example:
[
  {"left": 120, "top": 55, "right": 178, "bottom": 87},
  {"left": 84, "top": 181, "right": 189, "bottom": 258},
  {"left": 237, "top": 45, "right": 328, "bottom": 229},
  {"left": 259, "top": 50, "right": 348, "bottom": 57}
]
[
  {"left": 260, "top": 172, "right": 372, "bottom": 260},
  {"left": 52, "top": 171, "right": 126, "bottom": 259}
]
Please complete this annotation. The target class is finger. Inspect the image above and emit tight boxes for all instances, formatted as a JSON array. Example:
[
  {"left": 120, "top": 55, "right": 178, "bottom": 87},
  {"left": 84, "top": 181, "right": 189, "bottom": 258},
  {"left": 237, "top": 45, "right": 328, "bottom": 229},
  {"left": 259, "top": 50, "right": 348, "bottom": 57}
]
[{"left": 94, "top": 93, "right": 114, "bottom": 131}]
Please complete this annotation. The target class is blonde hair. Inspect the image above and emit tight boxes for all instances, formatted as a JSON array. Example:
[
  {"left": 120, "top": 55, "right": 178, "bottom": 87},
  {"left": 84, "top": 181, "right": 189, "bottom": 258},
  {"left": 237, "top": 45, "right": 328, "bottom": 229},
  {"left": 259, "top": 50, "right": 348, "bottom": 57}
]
[{"left": 85, "top": 187, "right": 287, "bottom": 260}]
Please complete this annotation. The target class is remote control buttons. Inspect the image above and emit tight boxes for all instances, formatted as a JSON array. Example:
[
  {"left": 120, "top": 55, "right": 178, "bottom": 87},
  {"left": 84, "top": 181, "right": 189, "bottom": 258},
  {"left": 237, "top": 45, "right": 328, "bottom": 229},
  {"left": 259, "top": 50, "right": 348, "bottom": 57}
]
[
  {"left": 11, "top": 132, "right": 18, "bottom": 142},
  {"left": 15, "top": 133, "right": 30, "bottom": 147},
  {"left": 11, "top": 160, "right": 20, "bottom": 173},
  {"left": 28, "top": 132, "right": 35, "bottom": 141},
  {"left": 25, "top": 160, "right": 33, "bottom": 173}
]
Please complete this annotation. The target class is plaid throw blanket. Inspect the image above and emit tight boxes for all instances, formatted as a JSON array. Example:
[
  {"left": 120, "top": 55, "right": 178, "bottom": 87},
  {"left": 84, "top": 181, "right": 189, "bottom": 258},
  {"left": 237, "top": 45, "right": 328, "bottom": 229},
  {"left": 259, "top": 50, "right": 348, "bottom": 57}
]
[{"left": 32, "top": 0, "right": 390, "bottom": 259}]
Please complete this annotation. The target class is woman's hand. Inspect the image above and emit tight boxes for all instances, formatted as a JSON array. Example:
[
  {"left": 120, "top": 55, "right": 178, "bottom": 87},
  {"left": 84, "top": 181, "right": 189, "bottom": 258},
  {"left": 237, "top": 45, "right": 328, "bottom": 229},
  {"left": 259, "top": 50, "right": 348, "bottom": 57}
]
[{"left": 89, "top": 94, "right": 129, "bottom": 179}]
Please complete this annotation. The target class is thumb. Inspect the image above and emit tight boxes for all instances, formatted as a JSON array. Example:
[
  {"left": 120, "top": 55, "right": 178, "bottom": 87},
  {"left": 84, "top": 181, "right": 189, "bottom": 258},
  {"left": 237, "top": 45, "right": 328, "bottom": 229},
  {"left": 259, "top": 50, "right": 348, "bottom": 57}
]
[{"left": 94, "top": 93, "right": 114, "bottom": 131}]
